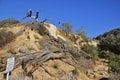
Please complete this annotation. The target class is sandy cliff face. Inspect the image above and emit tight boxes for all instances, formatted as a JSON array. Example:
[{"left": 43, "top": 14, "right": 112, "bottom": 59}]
[{"left": 0, "top": 22, "right": 109, "bottom": 80}]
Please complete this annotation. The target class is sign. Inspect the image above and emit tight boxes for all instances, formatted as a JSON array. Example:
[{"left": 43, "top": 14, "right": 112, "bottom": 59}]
[{"left": 5, "top": 57, "right": 15, "bottom": 73}]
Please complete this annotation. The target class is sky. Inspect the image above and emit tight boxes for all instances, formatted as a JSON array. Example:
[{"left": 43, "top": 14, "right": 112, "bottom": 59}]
[{"left": 0, "top": 0, "right": 120, "bottom": 38}]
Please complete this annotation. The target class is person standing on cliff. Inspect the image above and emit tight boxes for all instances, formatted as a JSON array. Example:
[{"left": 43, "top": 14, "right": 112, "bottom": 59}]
[
  {"left": 27, "top": 9, "right": 32, "bottom": 17},
  {"left": 22, "top": 9, "right": 32, "bottom": 20},
  {"left": 34, "top": 11, "right": 39, "bottom": 22}
]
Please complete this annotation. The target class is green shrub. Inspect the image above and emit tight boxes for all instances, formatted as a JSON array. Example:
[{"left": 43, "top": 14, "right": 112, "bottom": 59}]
[
  {"left": 97, "top": 28, "right": 120, "bottom": 55},
  {"left": 99, "top": 50, "right": 109, "bottom": 58},
  {"left": 100, "top": 51, "right": 120, "bottom": 73},
  {"left": 0, "top": 18, "right": 20, "bottom": 27},
  {"left": 99, "top": 39, "right": 120, "bottom": 73},
  {"left": 61, "top": 22, "right": 73, "bottom": 33},
  {"left": 108, "top": 52, "right": 120, "bottom": 73},
  {"left": 72, "top": 66, "right": 79, "bottom": 76},
  {"left": 96, "top": 28, "right": 120, "bottom": 73},
  {"left": 76, "top": 27, "right": 89, "bottom": 41},
  {"left": 81, "top": 44, "right": 99, "bottom": 60},
  {"left": 109, "top": 60, "right": 120, "bottom": 73}
]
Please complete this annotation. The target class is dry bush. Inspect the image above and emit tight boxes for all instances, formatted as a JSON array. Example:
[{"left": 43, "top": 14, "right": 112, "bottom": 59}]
[
  {"left": 0, "top": 18, "right": 20, "bottom": 27},
  {"left": 23, "top": 22, "right": 46, "bottom": 35},
  {"left": 0, "top": 29, "right": 15, "bottom": 47},
  {"left": 109, "top": 73, "right": 120, "bottom": 80},
  {"left": 78, "top": 56, "right": 94, "bottom": 69},
  {"left": 68, "top": 46, "right": 94, "bottom": 70}
]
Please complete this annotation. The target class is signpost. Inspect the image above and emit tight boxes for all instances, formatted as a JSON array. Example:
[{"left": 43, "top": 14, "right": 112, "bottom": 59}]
[{"left": 4, "top": 57, "right": 15, "bottom": 80}]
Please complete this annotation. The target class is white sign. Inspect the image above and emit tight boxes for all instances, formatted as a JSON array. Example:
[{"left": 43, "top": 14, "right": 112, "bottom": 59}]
[{"left": 5, "top": 57, "right": 15, "bottom": 73}]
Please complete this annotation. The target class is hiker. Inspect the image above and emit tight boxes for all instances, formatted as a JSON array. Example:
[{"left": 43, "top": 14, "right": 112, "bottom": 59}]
[
  {"left": 27, "top": 9, "right": 32, "bottom": 17},
  {"left": 35, "top": 12, "right": 39, "bottom": 22},
  {"left": 22, "top": 9, "right": 32, "bottom": 20},
  {"left": 22, "top": 9, "right": 39, "bottom": 22}
]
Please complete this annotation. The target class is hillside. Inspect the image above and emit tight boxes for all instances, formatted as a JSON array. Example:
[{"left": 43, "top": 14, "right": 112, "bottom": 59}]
[
  {"left": 96, "top": 28, "right": 120, "bottom": 54},
  {"left": 95, "top": 28, "right": 120, "bottom": 79},
  {"left": 96, "top": 28, "right": 120, "bottom": 39},
  {"left": 0, "top": 21, "right": 110, "bottom": 80}
]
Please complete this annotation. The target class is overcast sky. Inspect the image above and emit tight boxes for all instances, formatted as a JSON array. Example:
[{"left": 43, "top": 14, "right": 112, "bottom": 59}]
[{"left": 0, "top": 0, "right": 120, "bottom": 38}]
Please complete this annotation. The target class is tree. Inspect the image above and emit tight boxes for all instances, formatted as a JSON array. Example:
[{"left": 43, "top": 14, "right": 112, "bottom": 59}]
[
  {"left": 96, "top": 28, "right": 120, "bottom": 55},
  {"left": 98, "top": 34, "right": 120, "bottom": 55},
  {"left": 61, "top": 22, "right": 73, "bottom": 32},
  {"left": 97, "top": 28, "right": 120, "bottom": 73}
]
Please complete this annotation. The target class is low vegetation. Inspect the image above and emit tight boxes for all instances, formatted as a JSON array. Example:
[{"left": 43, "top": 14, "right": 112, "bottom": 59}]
[
  {"left": 76, "top": 27, "right": 89, "bottom": 41},
  {"left": 61, "top": 22, "right": 73, "bottom": 33},
  {"left": 109, "top": 73, "right": 120, "bottom": 80},
  {"left": 81, "top": 44, "right": 99, "bottom": 60},
  {"left": 97, "top": 28, "right": 120, "bottom": 74},
  {"left": 0, "top": 29, "right": 15, "bottom": 47},
  {"left": 96, "top": 28, "right": 120, "bottom": 55},
  {"left": 0, "top": 18, "right": 20, "bottom": 27},
  {"left": 99, "top": 50, "right": 120, "bottom": 73}
]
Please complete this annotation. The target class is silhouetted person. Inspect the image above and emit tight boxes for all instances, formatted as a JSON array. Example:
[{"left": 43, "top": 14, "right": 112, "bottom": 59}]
[
  {"left": 22, "top": 9, "right": 39, "bottom": 22},
  {"left": 22, "top": 9, "right": 32, "bottom": 20},
  {"left": 27, "top": 9, "right": 32, "bottom": 17},
  {"left": 35, "top": 12, "right": 39, "bottom": 22}
]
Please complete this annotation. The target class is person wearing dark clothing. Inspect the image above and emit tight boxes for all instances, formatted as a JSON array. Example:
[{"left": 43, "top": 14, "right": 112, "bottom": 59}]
[
  {"left": 35, "top": 12, "right": 39, "bottom": 22},
  {"left": 22, "top": 9, "right": 32, "bottom": 20},
  {"left": 22, "top": 9, "right": 39, "bottom": 22},
  {"left": 27, "top": 9, "right": 32, "bottom": 17}
]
